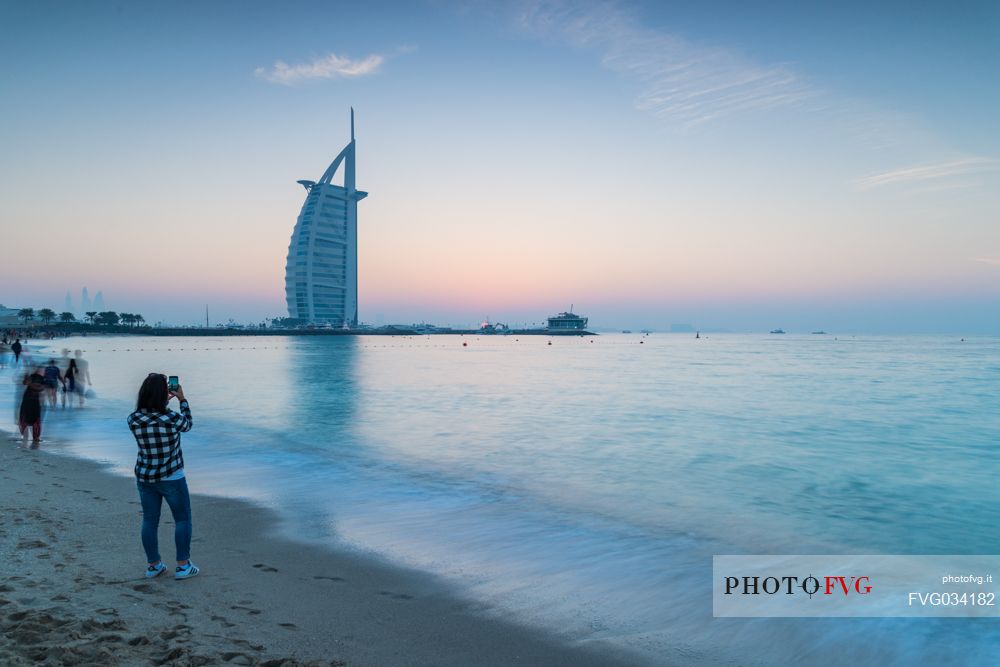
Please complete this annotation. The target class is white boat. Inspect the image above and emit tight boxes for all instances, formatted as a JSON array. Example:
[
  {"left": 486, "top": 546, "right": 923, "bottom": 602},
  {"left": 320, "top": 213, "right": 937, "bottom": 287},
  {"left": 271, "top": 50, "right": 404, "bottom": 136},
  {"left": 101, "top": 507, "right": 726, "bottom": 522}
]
[{"left": 547, "top": 310, "right": 589, "bottom": 332}]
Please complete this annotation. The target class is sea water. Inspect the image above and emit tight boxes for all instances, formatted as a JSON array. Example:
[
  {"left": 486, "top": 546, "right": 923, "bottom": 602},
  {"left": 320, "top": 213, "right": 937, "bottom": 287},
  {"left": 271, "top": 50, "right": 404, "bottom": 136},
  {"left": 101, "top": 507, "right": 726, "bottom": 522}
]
[{"left": 4, "top": 333, "right": 1000, "bottom": 665}]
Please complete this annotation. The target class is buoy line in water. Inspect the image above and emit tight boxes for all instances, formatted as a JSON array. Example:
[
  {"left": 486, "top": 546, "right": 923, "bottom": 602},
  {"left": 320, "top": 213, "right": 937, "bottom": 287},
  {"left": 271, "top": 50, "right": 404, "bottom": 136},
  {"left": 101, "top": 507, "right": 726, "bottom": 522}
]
[{"left": 37, "top": 339, "right": 649, "bottom": 354}]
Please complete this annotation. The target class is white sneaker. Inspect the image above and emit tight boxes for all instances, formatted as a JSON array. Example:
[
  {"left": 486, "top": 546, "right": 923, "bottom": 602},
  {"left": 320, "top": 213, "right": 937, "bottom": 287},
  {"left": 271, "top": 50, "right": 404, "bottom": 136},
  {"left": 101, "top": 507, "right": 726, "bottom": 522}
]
[
  {"left": 145, "top": 562, "right": 167, "bottom": 578},
  {"left": 175, "top": 562, "right": 200, "bottom": 580}
]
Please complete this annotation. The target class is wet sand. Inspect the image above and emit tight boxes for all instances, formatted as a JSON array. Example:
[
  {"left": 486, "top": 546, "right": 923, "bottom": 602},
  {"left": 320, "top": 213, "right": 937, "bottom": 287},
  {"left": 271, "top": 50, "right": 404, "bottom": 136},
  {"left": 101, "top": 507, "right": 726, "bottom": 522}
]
[{"left": 0, "top": 432, "right": 645, "bottom": 666}]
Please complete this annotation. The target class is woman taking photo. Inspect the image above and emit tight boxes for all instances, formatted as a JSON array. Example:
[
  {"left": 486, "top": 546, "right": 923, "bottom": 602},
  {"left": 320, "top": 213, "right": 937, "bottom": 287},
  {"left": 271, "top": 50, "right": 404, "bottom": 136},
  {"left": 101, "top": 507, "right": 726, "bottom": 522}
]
[{"left": 127, "top": 373, "right": 199, "bottom": 580}]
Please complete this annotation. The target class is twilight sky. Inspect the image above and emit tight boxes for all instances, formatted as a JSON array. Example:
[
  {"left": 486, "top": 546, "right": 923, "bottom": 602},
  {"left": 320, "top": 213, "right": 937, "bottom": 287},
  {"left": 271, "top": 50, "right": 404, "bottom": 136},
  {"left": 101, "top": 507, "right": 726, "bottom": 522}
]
[{"left": 1, "top": 0, "right": 998, "bottom": 332}]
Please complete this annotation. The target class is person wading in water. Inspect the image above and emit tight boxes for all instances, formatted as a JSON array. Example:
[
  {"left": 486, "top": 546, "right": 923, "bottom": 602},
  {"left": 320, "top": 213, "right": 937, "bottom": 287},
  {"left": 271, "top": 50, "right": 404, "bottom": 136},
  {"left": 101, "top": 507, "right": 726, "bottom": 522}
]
[{"left": 18, "top": 367, "right": 45, "bottom": 445}]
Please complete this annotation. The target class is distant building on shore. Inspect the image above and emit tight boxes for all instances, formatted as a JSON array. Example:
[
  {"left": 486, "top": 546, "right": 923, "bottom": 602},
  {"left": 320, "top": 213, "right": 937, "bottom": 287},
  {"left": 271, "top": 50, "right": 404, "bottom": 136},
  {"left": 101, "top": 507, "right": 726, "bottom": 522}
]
[
  {"left": 546, "top": 309, "right": 589, "bottom": 332},
  {"left": 0, "top": 305, "right": 20, "bottom": 327},
  {"left": 284, "top": 109, "right": 368, "bottom": 327}
]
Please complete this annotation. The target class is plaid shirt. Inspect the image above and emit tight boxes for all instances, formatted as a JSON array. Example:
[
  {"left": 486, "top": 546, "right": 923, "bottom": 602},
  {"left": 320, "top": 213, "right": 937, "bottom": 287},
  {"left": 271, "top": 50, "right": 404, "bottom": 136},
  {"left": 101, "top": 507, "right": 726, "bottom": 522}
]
[{"left": 128, "top": 401, "right": 193, "bottom": 482}]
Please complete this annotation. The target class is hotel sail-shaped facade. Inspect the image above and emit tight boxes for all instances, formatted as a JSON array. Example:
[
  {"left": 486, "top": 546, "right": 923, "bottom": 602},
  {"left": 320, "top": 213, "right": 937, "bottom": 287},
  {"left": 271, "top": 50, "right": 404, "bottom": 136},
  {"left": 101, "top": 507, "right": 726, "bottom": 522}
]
[{"left": 285, "top": 110, "right": 367, "bottom": 326}]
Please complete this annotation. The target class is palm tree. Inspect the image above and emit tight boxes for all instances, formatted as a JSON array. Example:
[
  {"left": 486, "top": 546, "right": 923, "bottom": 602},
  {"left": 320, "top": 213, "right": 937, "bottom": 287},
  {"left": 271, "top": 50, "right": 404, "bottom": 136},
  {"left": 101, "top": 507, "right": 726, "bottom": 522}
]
[
  {"left": 38, "top": 308, "right": 56, "bottom": 325},
  {"left": 59, "top": 312, "right": 76, "bottom": 323},
  {"left": 17, "top": 308, "right": 34, "bottom": 324},
  {"left": 85, "top": 311, "right": 97, "bottom": 325},
  {"left": 135, "top": 314, "right": 146, "bottom": 327},
  {"left": 97, "top": 311, "right": 119, "bottom": 326},
  {"left": 121, "top": 313, "right": 136, "bottom": 327}
]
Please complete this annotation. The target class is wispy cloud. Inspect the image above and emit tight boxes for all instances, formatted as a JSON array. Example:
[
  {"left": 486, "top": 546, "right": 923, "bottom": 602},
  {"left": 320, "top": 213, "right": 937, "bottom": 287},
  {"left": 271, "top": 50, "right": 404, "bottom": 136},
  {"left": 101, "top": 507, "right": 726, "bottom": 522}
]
[
  {"left": 255, "top": 53, "right": 384, "bottom": 85},
  {"left": 855, "top": 157, "right": 997, "bottom": 190},
  {"left": 973, "top": 257, "right": 1000, "bottom": 267},
  {"left": 510, "top": 1, "right": 813, "bottom": 127},
  {"left": 494, "top": 1, "right": 998, "bottom": 193}
]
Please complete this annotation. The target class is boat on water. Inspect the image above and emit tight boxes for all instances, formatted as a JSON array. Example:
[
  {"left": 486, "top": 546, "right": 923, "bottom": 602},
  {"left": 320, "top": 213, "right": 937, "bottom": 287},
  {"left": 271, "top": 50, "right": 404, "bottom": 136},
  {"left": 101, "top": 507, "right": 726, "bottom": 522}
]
[
  {"left": 461, "top": 307, "right": 594, "bottom": 336},
  {"left": 478, "top": 319, "right": 511, "bottom": 335},
  {"left": 547, "top": 310, "right": 589, "bottom": 332},
  {"left": 622, "top": 330, "right": 632, "bottom": 334},
  {"left": 812, "top": 331, "right": 827, "bottom": 335},
  {"left": 770, "top": 329, "right": 786, "bottom": 334}
]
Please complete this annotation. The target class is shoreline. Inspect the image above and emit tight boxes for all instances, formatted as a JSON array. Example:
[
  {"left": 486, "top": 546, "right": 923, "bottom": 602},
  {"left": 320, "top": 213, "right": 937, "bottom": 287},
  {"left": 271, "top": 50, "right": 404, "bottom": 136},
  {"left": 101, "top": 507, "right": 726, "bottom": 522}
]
[
  {"left": 4, "top": 326, "right": 597, "bottom": 338},
  {"left": 0, "top": 430, "right": 646, "bottom": 666}
]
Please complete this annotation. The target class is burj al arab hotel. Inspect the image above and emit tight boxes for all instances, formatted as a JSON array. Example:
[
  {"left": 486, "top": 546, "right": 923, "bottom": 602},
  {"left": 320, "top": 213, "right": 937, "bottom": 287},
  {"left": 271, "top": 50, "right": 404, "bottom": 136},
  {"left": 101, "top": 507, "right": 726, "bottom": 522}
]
[{"left": 284, "top": 109, "right": 367, "bottom": 327}]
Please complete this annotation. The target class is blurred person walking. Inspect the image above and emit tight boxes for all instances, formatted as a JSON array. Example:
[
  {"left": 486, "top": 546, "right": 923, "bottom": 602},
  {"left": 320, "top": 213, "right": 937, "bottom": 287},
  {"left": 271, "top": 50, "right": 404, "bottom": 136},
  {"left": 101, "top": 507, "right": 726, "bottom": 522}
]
[
  {"left": 42, "top": 359, "right": 62, "bottom": 408},
  {"left": 11, "top": 339, "right": 22, "bottom": 365},
  {"left": 64, "top": 358, "right": 83, "bottom": 407},
  {"left": 18, "top": 367, "right": 45, "bottom": 445},
  {"left": 58, "top": 349, "right": 72, "bottom": 408},
  {"left": 74, "top": 350, "right": 92, "bottom": 402},
  {"left": 127, "top": 373, "right": 199, "bottom": 580}
]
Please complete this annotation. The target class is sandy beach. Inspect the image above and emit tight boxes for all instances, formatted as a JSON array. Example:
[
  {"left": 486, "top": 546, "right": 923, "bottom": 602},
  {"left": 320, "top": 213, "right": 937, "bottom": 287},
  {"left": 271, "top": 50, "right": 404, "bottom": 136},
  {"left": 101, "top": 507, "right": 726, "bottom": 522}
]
[{"left": 0, "top": 433, "right": 643, "bottom": 667}]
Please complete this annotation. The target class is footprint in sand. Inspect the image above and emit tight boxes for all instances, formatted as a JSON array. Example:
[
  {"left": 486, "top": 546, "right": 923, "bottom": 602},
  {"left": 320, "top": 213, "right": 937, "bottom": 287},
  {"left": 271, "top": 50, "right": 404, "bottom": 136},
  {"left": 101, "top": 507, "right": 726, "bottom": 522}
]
[
  {"left": 166, "top": 603, "right": 189, "bottom": 618},
  {"left": 278, "top": 622, "right": 297, "bottom": 629},
  {"left": 252, "top": 563, "right": 278, "bottom": 573},
  {"left": 220, "top": 652, "right": 254, "bottom": 665},
  {"left": 131, "top": 583, "right": 159, "bottom": 594},
  {"left": 230, "top": 604, "right": 262, "bottom": 616},
  {"left": 313, "top": 575, "right": 345, "bottom": 582},
  {"left": 17, "top": 539, "right": 48, "bottom": 549},
  {"left": 378, "top": 590, "right": 414, "bottom": 600},
  {"left": 80, "top": 617, "right": 128, "bottom": 632},
  {"left": 153, "top": 647, "right": 185, "bottom": 665},
  {"left": 211, "top": 614, "right": 237, "bottom": 628},
  {"left": 159, "top": 626, "right": 191, "bottom": 641},
  {"left": 228, "top": 638, "right": 265, "bottom": 651}
]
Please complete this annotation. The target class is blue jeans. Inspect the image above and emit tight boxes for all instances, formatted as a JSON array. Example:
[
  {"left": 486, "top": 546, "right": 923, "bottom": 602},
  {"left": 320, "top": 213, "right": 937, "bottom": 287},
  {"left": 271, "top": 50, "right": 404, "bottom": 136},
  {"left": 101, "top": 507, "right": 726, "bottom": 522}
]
[{"left": 137, "top": 477, "right": 192, "bottom": 563}]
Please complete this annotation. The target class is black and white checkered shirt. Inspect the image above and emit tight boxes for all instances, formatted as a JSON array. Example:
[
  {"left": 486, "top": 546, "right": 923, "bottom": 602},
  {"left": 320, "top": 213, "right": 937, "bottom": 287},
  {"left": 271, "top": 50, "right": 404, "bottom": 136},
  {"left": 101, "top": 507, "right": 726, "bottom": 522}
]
[{"left": 128, "top": 401, "right": 193, "bottom": 483}]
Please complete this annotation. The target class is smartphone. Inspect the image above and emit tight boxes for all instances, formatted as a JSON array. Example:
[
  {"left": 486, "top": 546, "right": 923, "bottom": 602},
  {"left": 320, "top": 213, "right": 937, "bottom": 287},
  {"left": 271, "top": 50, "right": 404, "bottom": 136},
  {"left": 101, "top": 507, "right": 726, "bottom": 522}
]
[{"left": 167, "top": 375, "right": 179, "bottom": 392}]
